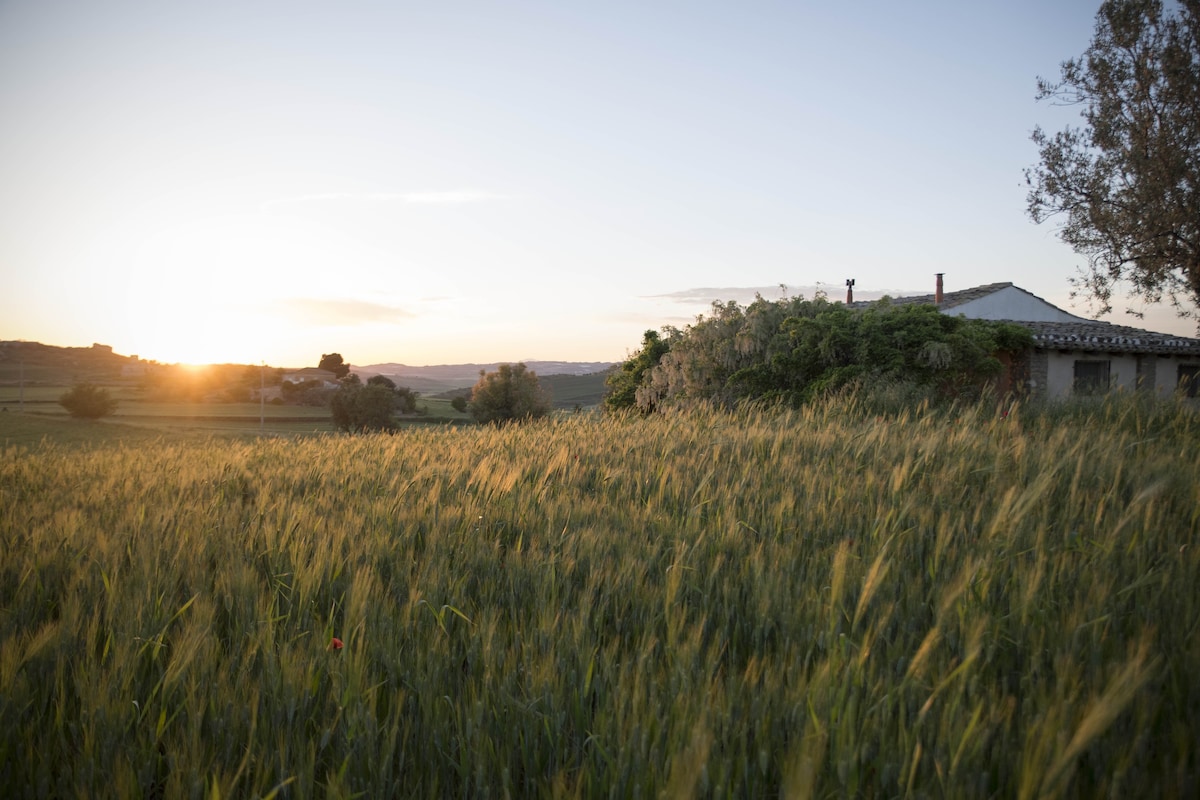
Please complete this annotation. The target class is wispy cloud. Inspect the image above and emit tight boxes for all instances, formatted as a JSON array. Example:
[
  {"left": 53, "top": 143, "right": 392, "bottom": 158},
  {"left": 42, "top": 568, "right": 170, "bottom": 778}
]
[
  {"left": 275, "top": 297, "right": 415, "bottom": 325},
  {"left": 262, "top": 190, "right": 510, "bottom": 210},
  {"left": 646, "top": 286, "right": 806, "bottom": 305},
  {"left": 647, "top": 285, "right": 926, "bottom": 306}
]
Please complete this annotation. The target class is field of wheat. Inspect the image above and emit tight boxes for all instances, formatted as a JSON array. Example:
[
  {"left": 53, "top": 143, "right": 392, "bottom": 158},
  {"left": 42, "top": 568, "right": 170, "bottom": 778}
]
[{"left": 2, "top": 396, "right": 1198, "bottom": 798}]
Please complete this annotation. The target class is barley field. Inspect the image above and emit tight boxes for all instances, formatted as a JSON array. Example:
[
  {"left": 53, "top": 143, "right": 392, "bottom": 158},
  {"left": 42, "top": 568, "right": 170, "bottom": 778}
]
[{"left": 1, "top": 397, "right": 1198, "bottom": 798}]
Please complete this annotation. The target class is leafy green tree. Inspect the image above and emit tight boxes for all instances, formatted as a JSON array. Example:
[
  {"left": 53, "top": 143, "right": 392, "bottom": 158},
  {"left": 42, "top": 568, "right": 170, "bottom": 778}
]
[
  {"left": 604, "top": 329, "right": 672, "bottom": 413},
  {"left": 1026, "top": 0, "right": 1200, "bottom": 318},
  {"left": 366, "top": 375, "right": 419, "bottom": 413},
  {"left": 450, "top": 395, "right": 468, "bottom": 413},
  {"left": 631, "top": 296, "right": 1032, "bottom": 411},
  {"left": 319, "top": 353, "right": 351, "bottom": 378},
  {"left": 330, "top": 374, "right": 396, "bottom": 432},
  {"left": 469, "top": 363, "right": 551, "bottom": 424},
  {"left": 59, "top": 383, "right": 118, "bottom": 419},
  {"left": 394, "top": 387, "right": 419, "bottom": 414}
]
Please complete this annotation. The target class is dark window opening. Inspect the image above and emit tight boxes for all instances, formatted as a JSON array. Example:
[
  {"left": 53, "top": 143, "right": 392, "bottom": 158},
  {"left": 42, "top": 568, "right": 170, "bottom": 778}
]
[{"left": 1073, "top": 360, "right": 1111, "bottom": 396}]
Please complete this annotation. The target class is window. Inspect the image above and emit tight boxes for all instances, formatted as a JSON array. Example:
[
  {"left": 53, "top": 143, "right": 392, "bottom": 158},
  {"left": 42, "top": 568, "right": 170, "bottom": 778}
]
[
  {"left": 1073, "top": 360, "right": 1111, "bottom": 396},
  {"left": 1179, "top": 365, "right": 1200, "bottom": 398}
]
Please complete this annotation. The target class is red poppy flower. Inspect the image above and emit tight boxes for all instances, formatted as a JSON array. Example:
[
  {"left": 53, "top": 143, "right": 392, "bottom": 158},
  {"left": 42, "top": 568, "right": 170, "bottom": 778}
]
[{"left": 329, "top": 637, "right": 344, "bottom": 651}]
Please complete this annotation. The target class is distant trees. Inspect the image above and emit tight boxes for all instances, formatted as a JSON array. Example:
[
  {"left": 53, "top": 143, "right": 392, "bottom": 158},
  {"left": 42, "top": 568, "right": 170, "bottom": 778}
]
[
  {"left": 367, "top": 374, "right": 419, "bottom": 414},
  {"left": 59, "top": 383, "right": 118, "bottom": 419},
  {"left": 450, "top": 395, "right": 468, "bottom": 413},
  {"left": 469, "top": 363, "right": 552, "bottom": 424},
  {"left": 608, "top": 294, "right": 1032, "bottom": 412},
  {"left": 330, "top": 374, "right": 421, "bottom": 432},
  {"left": 319, "top": 353, "right": 351, "bottom": 379}
]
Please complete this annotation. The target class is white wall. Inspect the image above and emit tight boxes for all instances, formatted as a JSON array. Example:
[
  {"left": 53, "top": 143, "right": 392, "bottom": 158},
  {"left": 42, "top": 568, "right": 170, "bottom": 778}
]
[
  {"left": 1045, "top": 352, "right": 1139, "bottom": 399},
  {"left": 1156, "top": 356, "right": 1200, "bottom": 395},
  {"left": 949, "top": 286, "right": 1086, "bottom": 323}
]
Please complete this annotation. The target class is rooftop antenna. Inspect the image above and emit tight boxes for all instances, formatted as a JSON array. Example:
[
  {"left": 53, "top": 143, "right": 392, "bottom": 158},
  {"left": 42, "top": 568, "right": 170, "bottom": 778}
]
[{"left": 845, "top": 278, "right": 855, "bottom": 304}]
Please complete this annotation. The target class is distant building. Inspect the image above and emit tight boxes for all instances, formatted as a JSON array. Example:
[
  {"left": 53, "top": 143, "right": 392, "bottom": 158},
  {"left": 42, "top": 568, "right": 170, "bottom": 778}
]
[{"left": 282, "top": 368, "right": 340, "bottom": 388}]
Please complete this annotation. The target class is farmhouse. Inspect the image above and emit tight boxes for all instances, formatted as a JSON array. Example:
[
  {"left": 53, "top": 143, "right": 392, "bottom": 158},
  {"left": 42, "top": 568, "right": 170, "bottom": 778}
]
[
  {"left": 282, "top": 368, "right": 340, "bottom": 388},
  {"left": 859, "top": 277, "right": 1200, "bottom": 400}
]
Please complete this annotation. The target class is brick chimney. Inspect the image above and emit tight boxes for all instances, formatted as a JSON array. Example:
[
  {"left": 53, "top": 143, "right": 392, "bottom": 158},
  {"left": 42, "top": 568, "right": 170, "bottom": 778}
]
[
  {"left": 935, "top": 273, "right": 944, "bottom": 304},
  {"left": 845, "top": 278, "right": 855, "bottom": 304}
]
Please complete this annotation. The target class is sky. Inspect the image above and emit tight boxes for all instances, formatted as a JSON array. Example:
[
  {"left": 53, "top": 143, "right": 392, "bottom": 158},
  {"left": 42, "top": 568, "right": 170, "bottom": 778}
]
[{"left": 1, "top": 0, "right": 1194, "bottom": 368}]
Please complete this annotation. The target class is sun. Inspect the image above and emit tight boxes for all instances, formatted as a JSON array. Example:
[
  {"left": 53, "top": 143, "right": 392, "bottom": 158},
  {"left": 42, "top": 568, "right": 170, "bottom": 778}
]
[{"left": 123, "top": 301, "right": 283, "bottom": 366}]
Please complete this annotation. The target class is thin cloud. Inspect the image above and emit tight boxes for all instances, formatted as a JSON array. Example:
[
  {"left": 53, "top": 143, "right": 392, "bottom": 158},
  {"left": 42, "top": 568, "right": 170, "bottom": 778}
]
[
  {"left": 276, "top": 297, "right": 415, "bottom": 325},
  {"left": 647, "top": 285, "right": 925, "bottom": 305},
  {"left": 261, "top": 190, "right": 510, "bottom": 210},
  {"left": 646, "top": 286, "right": 805, "bottom": 305}
]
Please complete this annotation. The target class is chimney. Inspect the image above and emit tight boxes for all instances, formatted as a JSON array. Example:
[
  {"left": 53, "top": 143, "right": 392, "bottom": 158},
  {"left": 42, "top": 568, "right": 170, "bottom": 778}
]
[
  {"left": 845, "top": 278, "right": 855, "bottom": 304},
  {"left": 935, "top": 273, "right": 944, "bottom": 304}
]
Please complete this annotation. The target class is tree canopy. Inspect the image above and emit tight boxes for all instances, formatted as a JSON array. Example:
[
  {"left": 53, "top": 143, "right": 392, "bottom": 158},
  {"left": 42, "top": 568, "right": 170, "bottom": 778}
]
[
  {"left": 604, "top": 329, "right": 672, "bottom": 413},
  {"left": 319, "top": 353, "right": 351, "bottom": 378},
  {"left": 1026, "top": 0, "right": 1200, "bottom": 320},
  {"left": 469, "top": 363, "right": 552, "bottom": 425},
  {"left": 330, "top": 374, "right": 398, "bottom": 432},
  {"left": 608, "top": 294, "right": 1032, "bottom": 412}
]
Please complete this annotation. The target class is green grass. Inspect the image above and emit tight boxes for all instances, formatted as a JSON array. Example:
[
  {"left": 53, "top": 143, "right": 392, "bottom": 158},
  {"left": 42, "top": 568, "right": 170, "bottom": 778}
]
[{"left": 1, "top": 395, "right": 1197, "bottom": 797}]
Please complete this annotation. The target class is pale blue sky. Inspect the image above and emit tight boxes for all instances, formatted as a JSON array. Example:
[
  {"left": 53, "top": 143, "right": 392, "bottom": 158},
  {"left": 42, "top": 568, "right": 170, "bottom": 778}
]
[{"left": 2, "top": 0, "right": 1188, "bottom": 366}]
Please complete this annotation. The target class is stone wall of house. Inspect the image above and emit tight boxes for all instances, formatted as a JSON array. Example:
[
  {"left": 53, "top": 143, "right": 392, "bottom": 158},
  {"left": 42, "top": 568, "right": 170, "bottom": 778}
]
[{"left": 1136, "top": 355, "right": 1157, "bottom": 393}]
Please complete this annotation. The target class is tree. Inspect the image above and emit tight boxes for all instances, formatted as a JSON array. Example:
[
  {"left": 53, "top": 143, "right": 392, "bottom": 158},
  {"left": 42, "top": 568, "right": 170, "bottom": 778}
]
[
  {"left": 59, "top": 383, "right": 118, "bottom": 419},
  {"left": 1026, "top": 0, "right": 1200, "bottom": 320},
  {"left": 625, "top": 295, "right": 1032, "bottom": 412},
  {"left": 319, "top": 353, "right": 351, "bottom": 378},
  {"left": 604, "top": 329, "right": 672, "bottom": 413},
  {"left": 468, "top": 363, "right": 552, "bottom": 424},
  {"left": 330, "top": 374, "right": 396, "bottom": 432},
  {"left": 450, "top": 395, "right": 468, "bottom": 413},
  {"left": 367, "top": 375, "right": 420, "bottom": 413}
]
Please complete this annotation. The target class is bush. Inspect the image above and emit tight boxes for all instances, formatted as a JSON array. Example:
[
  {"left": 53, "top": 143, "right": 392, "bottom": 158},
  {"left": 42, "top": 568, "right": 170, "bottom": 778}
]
[
  {"left": 623, "top": 295, "right": 1032, "bottom": 412},
  {"left": 58, "top": 383, "right": 118, "bottom": 419},
  {"left": 469, "top": 363, "right": 551, "bottom": 424},
  {"left": 330, "top": 379, "right": 394, "bottom": 432}
]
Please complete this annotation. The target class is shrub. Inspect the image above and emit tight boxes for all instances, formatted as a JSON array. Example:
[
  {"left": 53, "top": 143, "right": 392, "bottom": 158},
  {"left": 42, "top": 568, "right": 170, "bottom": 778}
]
[
  {"left": 58, "top": 383, "right": 118, "bottom": 419},
  {"left": 330, "top": 375, "right": 397, "bottom": 432},
  {"left": 469, "top": 363, "right": 551, "bottom": 424}
]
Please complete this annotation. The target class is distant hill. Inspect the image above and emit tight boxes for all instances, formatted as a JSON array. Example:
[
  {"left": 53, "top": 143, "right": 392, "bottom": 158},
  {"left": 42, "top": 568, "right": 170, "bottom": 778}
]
[
  {"left": 355, "top": 360, "right": 615, "bottom": 395},
  {"left": 0, "top": 340, "right": 139, "bottom": 384},
  {"left": 0, "top": 342, "right": 617, "bottom": 405}
]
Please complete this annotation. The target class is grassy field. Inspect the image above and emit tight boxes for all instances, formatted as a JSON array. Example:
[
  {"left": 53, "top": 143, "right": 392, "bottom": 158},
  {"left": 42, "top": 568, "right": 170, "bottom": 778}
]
[
  {"left": 0, "top": 388, "right": 474, "bottom": 439},
  {"left": 1, "top": 395, "right": 1198, "bottom": 797}
]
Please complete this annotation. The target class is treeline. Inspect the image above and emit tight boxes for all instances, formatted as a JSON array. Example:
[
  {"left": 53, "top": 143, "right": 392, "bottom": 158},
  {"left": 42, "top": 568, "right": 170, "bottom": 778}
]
[{"left": 606, "top": 294, "right": 1032, "bottom": 412}]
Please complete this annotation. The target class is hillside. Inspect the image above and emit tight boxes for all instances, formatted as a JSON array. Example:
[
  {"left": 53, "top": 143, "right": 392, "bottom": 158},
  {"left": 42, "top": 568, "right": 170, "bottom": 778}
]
[
  {"left": 0, "top": 342, "right": 614, "bottom": 396},
  {"left": 0, "top": 340, "right": 139, "bottom": 384},
  {"left": 354, "top": 360, "right": 615, "bottom": 401}
]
